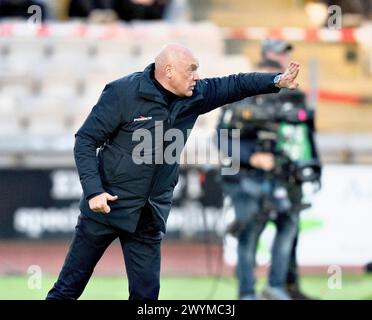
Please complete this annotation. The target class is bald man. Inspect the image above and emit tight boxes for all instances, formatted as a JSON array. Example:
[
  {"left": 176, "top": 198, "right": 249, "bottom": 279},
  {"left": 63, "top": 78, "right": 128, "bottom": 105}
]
[{"left": 46, "top": 44, "right": 300, "bottom": 300}]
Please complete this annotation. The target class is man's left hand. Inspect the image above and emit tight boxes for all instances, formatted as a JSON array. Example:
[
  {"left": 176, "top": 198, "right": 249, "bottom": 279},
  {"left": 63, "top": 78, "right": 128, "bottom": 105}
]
[{"left": 278, "top": 61, "right": 300, "bottom": 89}]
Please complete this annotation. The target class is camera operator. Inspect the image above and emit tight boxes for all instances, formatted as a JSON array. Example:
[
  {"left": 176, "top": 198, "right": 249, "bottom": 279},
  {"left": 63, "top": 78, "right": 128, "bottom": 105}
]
[
  {"left": 217, "top": 54, "right": 321, "bottom": 299},
  {"left": 261, "top": 39, "right": 322, "bottom": 299}
]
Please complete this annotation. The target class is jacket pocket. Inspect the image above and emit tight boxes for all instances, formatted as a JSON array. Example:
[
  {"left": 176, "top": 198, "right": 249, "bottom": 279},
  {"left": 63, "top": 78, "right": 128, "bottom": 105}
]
[
  {"left": 111, "top": 152, "right": 134, "bottom": 183},
  {"left": 99, "top": 147, "right": 120, "bottom": 183}
]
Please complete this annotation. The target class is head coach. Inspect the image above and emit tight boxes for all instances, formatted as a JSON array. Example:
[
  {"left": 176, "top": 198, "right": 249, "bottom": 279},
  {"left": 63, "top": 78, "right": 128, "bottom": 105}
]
[{"left": 46, "top": 43, "right": 300, "bottom": 300}]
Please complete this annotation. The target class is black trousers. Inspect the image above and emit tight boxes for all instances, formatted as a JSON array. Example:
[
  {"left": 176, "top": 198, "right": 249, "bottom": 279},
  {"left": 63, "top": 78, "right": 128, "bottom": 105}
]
[
  {"left": 286, "top": 183, "right": 302, "bottom": 286},
  {"left": 286, "top": 228, "right": 299, "bottom": 285},
  {"left": 46, "top": 206, "right": 163, "bottom": 300}
]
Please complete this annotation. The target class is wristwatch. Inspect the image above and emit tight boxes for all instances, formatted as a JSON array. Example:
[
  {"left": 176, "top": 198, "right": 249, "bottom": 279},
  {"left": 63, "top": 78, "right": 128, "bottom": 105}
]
[{"left": 273, "top": 74, "right": 282, "bottom": 88}]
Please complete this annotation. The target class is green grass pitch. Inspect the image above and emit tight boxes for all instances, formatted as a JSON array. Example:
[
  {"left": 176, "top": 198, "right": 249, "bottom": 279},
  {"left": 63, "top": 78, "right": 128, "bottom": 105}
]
[{"left": 1, "top": 274, "right": 372, "bottom": 300}]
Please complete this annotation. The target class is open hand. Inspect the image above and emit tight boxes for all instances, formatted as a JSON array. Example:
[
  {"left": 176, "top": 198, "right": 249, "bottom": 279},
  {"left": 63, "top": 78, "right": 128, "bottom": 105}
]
[{"left": 278, "top": 61, "right": 300, "bottom": 89}]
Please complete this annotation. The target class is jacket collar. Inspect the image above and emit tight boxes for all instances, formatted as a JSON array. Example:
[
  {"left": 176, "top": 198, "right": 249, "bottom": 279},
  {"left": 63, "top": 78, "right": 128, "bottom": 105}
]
[
  {"left": 139, "top": 63, "right": 204, "bottom": 106},
  {"left": 139, "top": 63, "right": 167, "bottom": 104}
]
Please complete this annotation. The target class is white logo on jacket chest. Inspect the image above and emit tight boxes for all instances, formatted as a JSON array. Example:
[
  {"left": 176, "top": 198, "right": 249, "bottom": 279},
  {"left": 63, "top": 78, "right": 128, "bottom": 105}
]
[{"left": 133, "top": 115, "right": 153, "bottom": 122}]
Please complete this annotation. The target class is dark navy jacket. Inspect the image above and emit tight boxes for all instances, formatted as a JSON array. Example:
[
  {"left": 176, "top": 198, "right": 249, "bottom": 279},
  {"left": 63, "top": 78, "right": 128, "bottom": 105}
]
[{"left": 74, "top": 63, "right": 280, "bottom": 233}]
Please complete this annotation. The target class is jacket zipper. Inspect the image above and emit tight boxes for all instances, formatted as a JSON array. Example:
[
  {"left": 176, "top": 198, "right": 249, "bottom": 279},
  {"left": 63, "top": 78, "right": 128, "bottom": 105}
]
[{"left": 144, "top": 99, "right": 180, "bottom": 202}]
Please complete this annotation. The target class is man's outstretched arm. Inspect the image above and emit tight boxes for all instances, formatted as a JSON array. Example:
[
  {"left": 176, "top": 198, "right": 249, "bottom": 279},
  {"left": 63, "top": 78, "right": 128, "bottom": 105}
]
[{"left": 198, "top": 61, "right": 300, "bottom": 114}]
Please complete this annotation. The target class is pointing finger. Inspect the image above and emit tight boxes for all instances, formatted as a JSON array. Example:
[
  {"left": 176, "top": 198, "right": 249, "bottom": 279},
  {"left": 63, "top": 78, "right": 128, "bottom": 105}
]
[{"left": 107, "top": 194, "right": 118, "bottom": 201}]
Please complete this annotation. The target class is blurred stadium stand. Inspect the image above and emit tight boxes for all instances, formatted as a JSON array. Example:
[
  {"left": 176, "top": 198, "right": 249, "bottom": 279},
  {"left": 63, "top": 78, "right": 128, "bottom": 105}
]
[{"left": 0, "top": 19, "right": 250, "bottom": 168}]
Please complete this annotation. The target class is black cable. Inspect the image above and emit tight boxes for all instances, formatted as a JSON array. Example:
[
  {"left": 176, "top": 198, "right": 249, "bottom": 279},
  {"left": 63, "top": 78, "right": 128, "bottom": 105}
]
[
  {"left": 199, "top": 169, "right": 237, "bottom": 300},
  {"left": 204, "top": 200, "right": 234, "bottom": 300}
]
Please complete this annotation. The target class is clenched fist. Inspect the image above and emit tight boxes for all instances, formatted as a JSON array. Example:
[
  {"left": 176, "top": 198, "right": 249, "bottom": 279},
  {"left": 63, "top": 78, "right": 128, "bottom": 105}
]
[{"left": 89, "top": 192, "right": 118, "bottom": 214}]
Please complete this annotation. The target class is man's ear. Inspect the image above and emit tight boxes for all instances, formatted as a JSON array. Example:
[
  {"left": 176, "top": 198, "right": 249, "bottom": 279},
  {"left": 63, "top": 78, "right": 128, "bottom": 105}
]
[{"left": 165, "top": 64, "right": 172, "bottom": 79}]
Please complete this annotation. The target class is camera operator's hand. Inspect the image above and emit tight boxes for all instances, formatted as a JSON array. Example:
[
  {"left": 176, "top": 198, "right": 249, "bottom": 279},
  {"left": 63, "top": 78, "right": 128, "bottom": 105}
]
[
  {"left": 277, "top": 61, "right": 300, "bottom": 89},
  {"left": 249, "top": 152, "right": 275, "bottom": 171},
  {"left": 89, "top": 192, "right": 118, "bottom": 214}
]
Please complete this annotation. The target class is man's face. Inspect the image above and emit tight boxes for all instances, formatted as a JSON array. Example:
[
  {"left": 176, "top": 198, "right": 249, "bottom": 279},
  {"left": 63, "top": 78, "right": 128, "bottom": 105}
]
[
  {"left": 265, "top": 50, "right": 292, "bottom": 70},
  {"left": 167, "top": 55, "right": 200, "bottom": 97}
]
